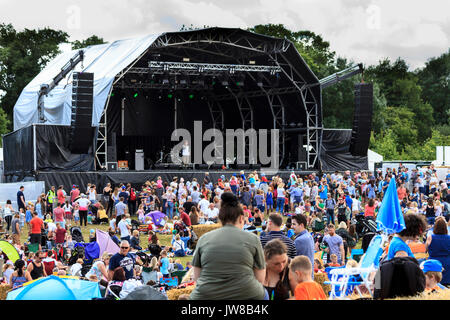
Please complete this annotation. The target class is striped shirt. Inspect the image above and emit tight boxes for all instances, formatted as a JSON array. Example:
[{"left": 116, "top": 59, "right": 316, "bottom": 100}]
[{"left": 260, "top": 231, "right": 297, "bottom": 258}]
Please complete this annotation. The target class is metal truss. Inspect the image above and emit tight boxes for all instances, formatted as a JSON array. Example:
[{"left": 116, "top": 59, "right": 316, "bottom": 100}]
[{"left": 147, "top": 61, "right": 281, "bottom": 74}]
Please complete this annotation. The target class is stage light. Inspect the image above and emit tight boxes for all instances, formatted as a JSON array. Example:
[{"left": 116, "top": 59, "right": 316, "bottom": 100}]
[
  {"left": 110, "top": 93, "right": 115, "bottom": 97},
  {"left": 249, "top": 60, "right": 256, "bottom": 65},
  {"left": 134, "top": 92, "right": 138, "bottom": 98},
  {"left": 168, "top": 93, "right": 173, "bottom": 99},
  {"left": 183, "top": 57, "right": 190, "bottom": 62},
  {"left": 189, "top": 94, "right": 194, "bottom": 99}
]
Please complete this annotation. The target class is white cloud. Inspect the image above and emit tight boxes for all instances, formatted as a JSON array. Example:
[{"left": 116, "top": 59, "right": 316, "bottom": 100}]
[{"left": 0, "top": 0, "right": 448, "bottom": 69}]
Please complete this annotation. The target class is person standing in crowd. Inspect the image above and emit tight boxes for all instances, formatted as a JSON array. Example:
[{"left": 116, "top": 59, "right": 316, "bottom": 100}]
[
  {"left": 53, "top": 203, "right": 65, "bottom": 229},
  {"left": 4, "top": 199, "right": 14, "bottom": 232},
  {"left": 292, "top": 215, "right": 314, "bottom": 276},
  {"left": 127, "top": 183, "right": 137, "bottom": 218},
  {"left": 75, "top": 194, "right": 91, "bottom": 227},
  {"left": 35, "top": 195, "right": 45, "bottom": 219},
  {"left": 11, "top": 212, "right": 21, "bottom": 245},
  {"left": 29, "top": 211, "right": 43, "bottom": 251},
  {"left": 260, "top": 213, "right": 297, "bottom": 259},
  {"left": 57, "top": 185, "right": 66, "bottom": 207},
  {"left": 70, "top": 185, "right": 80, "bottom": 203},
  {"left": 276, "top": 183, "right": 286, "bottom": 214},
  {"left": 46, "top": 186, "right": 56, "bottom": 214},
  {"left": 118, "top": 186, "right": 129, "bottom": 206},
  {"left": 88, "top": 184, "right": 97, "bottom": 204},
  {"left": 103, "top": 183, "right": 112, "bottom": 216},
  {"left": 322, "top": 224, "right": 345, "bottom": 266},
  {"left": 190, "top": 192, "right": 267, "bottom": 300},
  {"left": 17, "top": 186, "right": 26, "bottom": 213},
  {"left": 115, "top": 197, "right": 128, "bottom": 224},
  {"left": 118, "top": 213, "right": 132, "bottom": 242},
  {"left": 165, "top": 188, "right": 176, "bottom": 220},
  {"left": 325, "top": 193, "right": 336, "bottom": 225}
]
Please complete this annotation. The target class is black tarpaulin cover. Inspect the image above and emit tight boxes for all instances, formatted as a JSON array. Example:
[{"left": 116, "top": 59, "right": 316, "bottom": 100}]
[
  {"left": 35, "top": 125, "right": 95, "bottom": 171},
  {"left": 319, "top": 129, "right": 368, "bottom": 172},
  {"left": 3, "top": 125, "right": 34, "bottom": 176}
]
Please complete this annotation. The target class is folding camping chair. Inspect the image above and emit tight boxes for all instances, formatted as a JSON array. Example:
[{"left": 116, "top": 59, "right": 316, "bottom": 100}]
[
  {"left": 350, "top": 249, "right": 364, "bottom": 263},
  {"left": 326, "top": 234, "right": 385, "bottom": 299}
]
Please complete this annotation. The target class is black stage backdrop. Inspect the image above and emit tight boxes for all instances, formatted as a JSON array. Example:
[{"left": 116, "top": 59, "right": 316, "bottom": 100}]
[{"left": 320, "top": 129, "right": 368, "bottom": 172}]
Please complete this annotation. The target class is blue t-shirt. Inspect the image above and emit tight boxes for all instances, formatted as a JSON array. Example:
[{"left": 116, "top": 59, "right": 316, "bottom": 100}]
[
  {"left": 319, "top": 185, "right": 328, "bottom": 199},
  {"left": 386, "top": 236, "right": 414, "bottom": 261},
  {"left": 160, "top": 257, "right": 170, "bottom": 275},
  {"left": 118, "top": 191, "right": 129, "bottom": 204},
  {"left": 109, "top": 253, "right": 135, "bottom": 280},
  {"left": 17, "top": 190, "right": 25, "bottom": 208}
]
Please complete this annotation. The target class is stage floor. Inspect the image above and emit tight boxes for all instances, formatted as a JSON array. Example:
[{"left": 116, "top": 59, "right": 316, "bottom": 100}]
[{"left": 35, "top": 169, "right": 317, "bottom": 189}]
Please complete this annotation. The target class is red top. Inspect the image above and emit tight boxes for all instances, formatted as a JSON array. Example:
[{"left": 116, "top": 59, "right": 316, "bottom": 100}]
[
  {"left": 55, "top": 228, "right": 66, "bottom": 244},
  {"left": 54, "top": 207, "right": 65, "bottom": 222},
  {"left": 30, "top": 216, "right": 43, "bottom": 234},
  {"left": 180, "top": 212, "right": 192, "bottom": 227},
  {"left": 364, "top": 204, "right": 375, "bottom": 217},
  {"left": 70, "top": 189, "right": 80, "bottom": 203},
  {"left": 57, "top": 189, "right": 65, "bottom": 204}
]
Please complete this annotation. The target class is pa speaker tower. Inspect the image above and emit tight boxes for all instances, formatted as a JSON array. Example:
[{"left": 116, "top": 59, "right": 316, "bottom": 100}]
[
  {"left": 69, "top": 72, "right": 95, "bottom": 154},
  {"left": 350, "top": 83, "right": 373, "bottom": 157}
]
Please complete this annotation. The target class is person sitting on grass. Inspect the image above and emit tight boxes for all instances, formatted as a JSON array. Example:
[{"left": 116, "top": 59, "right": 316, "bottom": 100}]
[
  {"left": 289, "top": 255, "right": 327, "bottom": 300},
  {"left": 130, "top": 230, "right": 142, "bottom": 251},
  {"left": 421, "top": 259, "right": 448, "bottom": 293}
]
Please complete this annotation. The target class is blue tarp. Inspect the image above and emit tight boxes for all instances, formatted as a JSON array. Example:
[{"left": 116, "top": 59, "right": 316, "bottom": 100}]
[
  {"left": 6, "top": 276, "right": 101, "bottom": 300},
  {"left": 13, "top": 34, "right": 159, "bottom": 130}
]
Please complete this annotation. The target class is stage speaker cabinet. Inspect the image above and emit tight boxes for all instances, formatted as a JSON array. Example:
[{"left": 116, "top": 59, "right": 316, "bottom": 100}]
[
  {"left": 350, "top": 83, "right": 373, "bottom": 157},
  {"left": 107, "top": 146, "right": 117, "bottom": 162},
  {"left": 135, "top": 149, "right": 144, "bottom": 171},
  {"left": 107, "top": 162, "right": 117, "bottom": 171},
  {"left": 295, "top": 161, "right": 307, "bottom": 170},
  {"left": 69, "top": 72, "right": 94, "bottom": 154}
]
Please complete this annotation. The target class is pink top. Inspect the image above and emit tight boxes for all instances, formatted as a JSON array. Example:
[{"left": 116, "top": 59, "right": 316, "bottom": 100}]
[
  {"left": 364, "top": 204, "right": 375, "bottom": 217},
  {"left": 54, "top": 207, "right": 65, "bottom": 222}
]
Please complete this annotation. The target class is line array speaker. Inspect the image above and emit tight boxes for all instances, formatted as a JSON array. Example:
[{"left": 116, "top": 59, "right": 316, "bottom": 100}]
[
  {"left": 350, "top": 83, "right": 373, "bottom": 157},
  {"left": 69, "top": 72, "right": 95, "bottom": 154}
]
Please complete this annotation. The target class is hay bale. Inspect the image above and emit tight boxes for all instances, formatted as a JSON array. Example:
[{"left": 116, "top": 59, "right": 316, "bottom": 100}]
[
  {"left": 0, "top": 284, "right": 11, "bottom": 300},
  {"left": 166, "top": 285, "right": 195, "bottom": 300},
  {"left": 192, "top": 223, "right": 222, "bottom": 239},
  {"left": 314, "top": 272, "right": 331, "bottom": 297}
]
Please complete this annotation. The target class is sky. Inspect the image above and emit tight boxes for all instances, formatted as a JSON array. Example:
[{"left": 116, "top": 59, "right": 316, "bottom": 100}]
[{"left": 0, "top": 0, "right": 449, "bottom": 70}]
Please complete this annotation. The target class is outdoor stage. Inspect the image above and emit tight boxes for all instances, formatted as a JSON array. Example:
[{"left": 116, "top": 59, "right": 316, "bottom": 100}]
[{"left": 4, "top": 27, "right": 371, "bottom": 185}]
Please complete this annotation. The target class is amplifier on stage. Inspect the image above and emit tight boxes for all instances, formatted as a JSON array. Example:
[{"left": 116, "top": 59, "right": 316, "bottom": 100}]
[
  {"left": 118, "top": 160, "right": 129, "bottom": 170},
  {"left": 107, "top": 162, "right": 117, "bottom": 171}
]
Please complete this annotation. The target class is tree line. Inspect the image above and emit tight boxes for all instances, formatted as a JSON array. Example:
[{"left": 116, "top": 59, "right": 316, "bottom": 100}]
[{"left": 1, "top": 23, "right": 448, "bottom": 161}]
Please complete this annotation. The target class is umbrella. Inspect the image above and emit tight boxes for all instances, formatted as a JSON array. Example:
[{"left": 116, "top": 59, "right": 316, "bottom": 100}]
[
  {"left": 96, "top": 229, "right": 120, "bottom": 257},
  {"left": 145, "top": 211, "right": 166, "bottom": 227},
  {"left": 0, "top": 240, "right": 20, "bottom": 263},
  {"left": 376, "top": 178, "right": 405, "bottom": 234}
]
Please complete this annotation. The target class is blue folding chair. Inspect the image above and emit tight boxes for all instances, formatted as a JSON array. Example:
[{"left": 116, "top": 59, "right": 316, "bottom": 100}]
[
  {"left": 326, "top": 234, "right": 385, "bottom": 299},
  {"left": 350, "top": 249, "right": 364, "bottom": 263}
]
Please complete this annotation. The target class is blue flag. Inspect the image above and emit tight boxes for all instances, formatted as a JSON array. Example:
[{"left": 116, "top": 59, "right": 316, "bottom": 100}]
[{"left": 376, "top": 178, "right": 405, "bottom": 234}]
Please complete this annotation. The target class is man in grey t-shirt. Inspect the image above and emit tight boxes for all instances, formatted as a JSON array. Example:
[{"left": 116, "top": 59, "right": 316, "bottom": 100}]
[
  {"left": 11, "top": 213, "right": 21, "bottom": 245},
  {"left": 322, "top": 224, "right": 345, "bottom": 265},
  {"left": 115, "top": 197, "right": 128, "bottom": 223}
]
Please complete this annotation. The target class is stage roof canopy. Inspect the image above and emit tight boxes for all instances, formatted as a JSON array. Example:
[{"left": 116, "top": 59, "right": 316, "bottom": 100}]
[{"left": 13, "top": 27, "right": 320, "bottom": 131}]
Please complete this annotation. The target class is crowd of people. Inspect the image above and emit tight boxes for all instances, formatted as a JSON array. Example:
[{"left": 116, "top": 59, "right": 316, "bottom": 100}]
[{"left": 0, "top": 165, "right": 449, "bottom": 299}]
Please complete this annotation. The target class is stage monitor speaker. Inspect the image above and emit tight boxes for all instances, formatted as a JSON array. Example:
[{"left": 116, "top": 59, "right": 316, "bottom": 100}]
[
  {"left": 107, "top": 162, "right": 117, "bottom": 171},
  {"left": 135, "top": 149, "right": 144, "bottom": 171},
  {"left": 69, "top": 72, "right": 94, "bottom": 154},
  {"left": 350, "top": 83, "right": 373, "bottom": 157},
  {"left": 196, "top": 164, "right": 209, "bottom": 170}
]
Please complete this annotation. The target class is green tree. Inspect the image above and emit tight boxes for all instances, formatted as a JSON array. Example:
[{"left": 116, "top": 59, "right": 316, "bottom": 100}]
[
  {"left": 370, "top": 129, "right": 400, "bottom": 160},
  {"left": 0, "top": 23, "right": 68, "bottom": 129},
  {"left": 71, "top": 35, "right": 106, "bottom": 49},
  {"left": 380, "top": 106, "right": 417, "bottom": 151},
  {"left": 417, "top": 49, "right": 450, "bottom": 125}
]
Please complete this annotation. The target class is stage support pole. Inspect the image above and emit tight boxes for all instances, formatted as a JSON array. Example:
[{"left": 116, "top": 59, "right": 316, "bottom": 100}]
[
  {"left": 121, "top": 97, "right": 125, "bottom": 136},
  {"left": 174, "top": 98, "right": 177, "bottom": 131}
]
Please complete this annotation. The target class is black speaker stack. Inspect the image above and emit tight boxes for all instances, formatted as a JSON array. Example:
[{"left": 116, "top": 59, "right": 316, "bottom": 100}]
[
  {"left": 69, "top": 72, "right": 95, "bottom": 154},
  {"left": 350, "top": 83, "right": 373, "bottom": 157}
]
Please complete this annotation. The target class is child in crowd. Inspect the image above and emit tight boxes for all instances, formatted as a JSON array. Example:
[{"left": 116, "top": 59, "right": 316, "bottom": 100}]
[
  {"left": 25, "top": 205, "right": 33, "bottom": 229},
  {"left": 328, "top": 254, "right": 341, "bottom": 267},
  {"left": 87, "top": 212, "right": 93, "bottom": 225},
  {"left": 137, "top": 204, "right": 145, "bottom": 224},
  {"left": 63, "top": 200, "right": 73, "bottom": 226},
  {"left": 70, "top": 258, "right": 83, "bottom": 277},
  {"left": 313, "top": 259, "right": 324, "bottom": 273},
  {"left": 421, "top": 259, "right": 448, "bottom": 293},
  {"left": 45, "top": 214, "right": 53, "bottom": 224},
  {"left": 289, "top": 256, "right": 327, "bottom": 300},
  {"left": 73, "top": 203, "right": 80, "bottom": 226},
  {"left": 19, "top": 208, "right": 25, "bottom": 229}
]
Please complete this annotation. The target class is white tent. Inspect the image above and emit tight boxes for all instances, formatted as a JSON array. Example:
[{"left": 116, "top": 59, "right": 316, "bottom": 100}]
[{"left": 368, "top": 149, "right": 383, "bottom": 172}]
